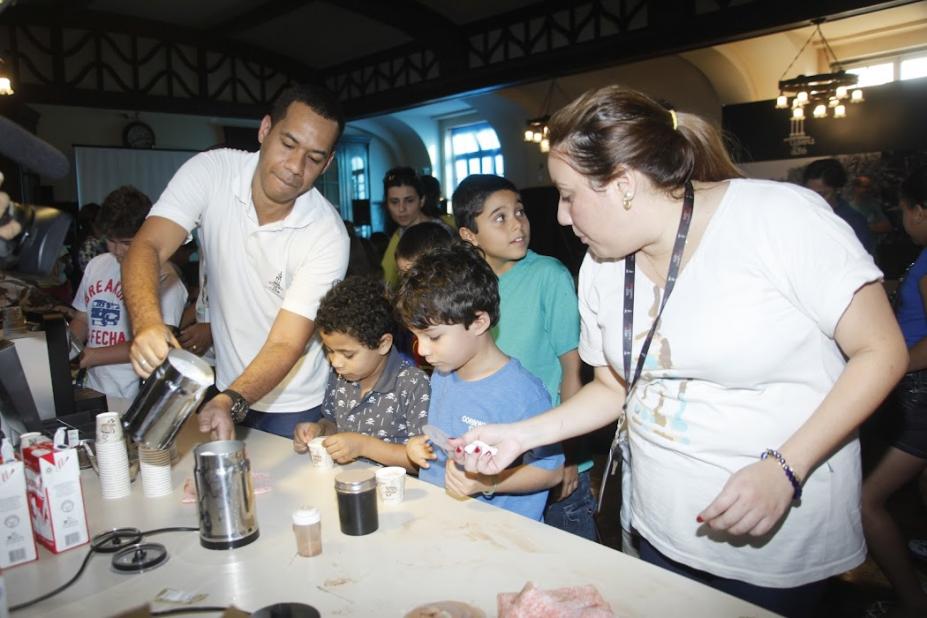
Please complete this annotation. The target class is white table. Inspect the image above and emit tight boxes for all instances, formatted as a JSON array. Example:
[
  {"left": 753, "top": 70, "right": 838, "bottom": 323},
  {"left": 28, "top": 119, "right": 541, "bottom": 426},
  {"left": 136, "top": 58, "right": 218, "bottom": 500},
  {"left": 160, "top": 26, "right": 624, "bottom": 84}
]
[{"left": 7, "top": 418, "right": 777, "bottom": 617}]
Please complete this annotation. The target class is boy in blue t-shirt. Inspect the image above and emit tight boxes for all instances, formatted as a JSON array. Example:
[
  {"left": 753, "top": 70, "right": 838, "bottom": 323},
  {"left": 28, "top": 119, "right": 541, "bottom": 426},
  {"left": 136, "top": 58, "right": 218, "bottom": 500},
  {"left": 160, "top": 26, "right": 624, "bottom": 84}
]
[
  {"left": 398, "top": 242, "right": 563, "bottom": 521},
  {"left": 452, "top": 174, "right": 596, "bottom": 540}
]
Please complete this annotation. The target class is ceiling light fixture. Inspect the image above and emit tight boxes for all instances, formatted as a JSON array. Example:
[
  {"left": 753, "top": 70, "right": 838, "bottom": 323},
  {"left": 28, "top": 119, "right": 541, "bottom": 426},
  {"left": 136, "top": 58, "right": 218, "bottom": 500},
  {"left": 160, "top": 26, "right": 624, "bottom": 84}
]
[
  {"left": 524, "top": 80, "right": 561, "bottom": 154},
  {"left": 775, "top": 19, "right": 864, "bottom": 155},
  {"left": 0, "top": 57, "right": 14, "bottom": 96}
]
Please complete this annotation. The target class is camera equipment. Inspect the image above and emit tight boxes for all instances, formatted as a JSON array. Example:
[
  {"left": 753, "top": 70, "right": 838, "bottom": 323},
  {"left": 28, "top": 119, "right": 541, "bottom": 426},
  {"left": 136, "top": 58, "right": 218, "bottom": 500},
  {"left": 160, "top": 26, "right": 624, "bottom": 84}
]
[{"left": 0, "top": 199, "right": 71, "bottom": 275}]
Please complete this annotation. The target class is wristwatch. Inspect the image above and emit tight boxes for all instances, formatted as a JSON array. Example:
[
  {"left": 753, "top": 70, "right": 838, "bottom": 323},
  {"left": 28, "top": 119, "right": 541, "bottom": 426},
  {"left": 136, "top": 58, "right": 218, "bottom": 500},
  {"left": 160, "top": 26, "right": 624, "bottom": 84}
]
[{"left": 221, "top": 389, "right": 249, "bottom": 424}]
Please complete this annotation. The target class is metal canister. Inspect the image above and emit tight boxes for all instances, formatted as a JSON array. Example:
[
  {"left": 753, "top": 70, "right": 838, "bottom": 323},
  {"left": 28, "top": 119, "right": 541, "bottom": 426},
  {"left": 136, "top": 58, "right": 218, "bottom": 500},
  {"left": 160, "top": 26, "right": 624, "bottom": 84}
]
[
  {"left": 334, "top": 470, "right": 378, "bottom": 536},
  {"left": 194, "top": 440, "right": 259, "bottom": 550},
  {"left": 122, "top": 349, "right": 214, "bottom": 450}
]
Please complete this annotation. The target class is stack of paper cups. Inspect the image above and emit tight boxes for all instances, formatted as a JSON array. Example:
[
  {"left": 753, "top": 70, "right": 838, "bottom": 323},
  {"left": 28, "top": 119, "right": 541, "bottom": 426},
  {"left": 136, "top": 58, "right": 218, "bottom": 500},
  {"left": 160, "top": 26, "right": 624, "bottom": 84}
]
[
  {"left": 138, "top": 447, "right": 172, "bottom": 497},
  {"left": 95, "top": 412, "right": 131, "bottom": 499}
]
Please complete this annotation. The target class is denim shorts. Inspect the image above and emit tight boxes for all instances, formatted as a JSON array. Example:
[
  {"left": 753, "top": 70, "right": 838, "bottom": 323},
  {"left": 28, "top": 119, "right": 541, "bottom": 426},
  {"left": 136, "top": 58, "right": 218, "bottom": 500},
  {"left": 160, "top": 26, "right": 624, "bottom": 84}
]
[
  {"left": 882, "top": 370, "right": 927, "bottom": 459},
  {"left": 543, "top": 469, "right": 598, "bottom": 541}
]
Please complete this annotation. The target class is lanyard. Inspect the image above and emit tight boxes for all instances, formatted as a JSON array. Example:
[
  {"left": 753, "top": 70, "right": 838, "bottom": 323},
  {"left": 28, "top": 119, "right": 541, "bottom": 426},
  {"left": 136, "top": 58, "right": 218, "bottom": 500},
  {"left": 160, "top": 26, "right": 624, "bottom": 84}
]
[
  {"left": 597, "top": 181, "right": 695, "bottom": 511},
  {"left": 622, "top": 181, "right": 695, "bottom": 393}
]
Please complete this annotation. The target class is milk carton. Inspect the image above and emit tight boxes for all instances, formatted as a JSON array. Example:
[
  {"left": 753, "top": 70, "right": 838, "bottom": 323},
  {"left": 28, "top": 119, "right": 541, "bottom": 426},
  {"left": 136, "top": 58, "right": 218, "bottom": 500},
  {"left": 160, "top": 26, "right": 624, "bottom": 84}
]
[
  {"left": 22, "top": 445, "right": 89, "bottom": 554},
  {"left": 0, "top": 460, "right": 37, "bottom": 568}
]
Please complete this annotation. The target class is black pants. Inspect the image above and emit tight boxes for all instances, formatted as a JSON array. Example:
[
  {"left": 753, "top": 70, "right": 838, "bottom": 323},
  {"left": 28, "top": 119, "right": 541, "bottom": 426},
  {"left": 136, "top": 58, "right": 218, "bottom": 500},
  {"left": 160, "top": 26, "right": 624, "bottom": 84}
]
[{"left": 638, "top": 537, "right": 826, "bottom": 618}]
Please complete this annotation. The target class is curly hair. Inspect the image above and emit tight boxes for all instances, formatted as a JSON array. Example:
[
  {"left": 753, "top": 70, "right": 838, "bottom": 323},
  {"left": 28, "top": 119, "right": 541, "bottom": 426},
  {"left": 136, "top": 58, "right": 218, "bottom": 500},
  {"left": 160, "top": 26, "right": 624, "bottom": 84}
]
[
  {"left": 315, "top": 276, "right": 395, "bottom": 349},
  {"left": 95, "top": 185, "right": 152, "bottom": 239},
  {"left": 394, "top": 241, "right": 499, "bottom": 330}
]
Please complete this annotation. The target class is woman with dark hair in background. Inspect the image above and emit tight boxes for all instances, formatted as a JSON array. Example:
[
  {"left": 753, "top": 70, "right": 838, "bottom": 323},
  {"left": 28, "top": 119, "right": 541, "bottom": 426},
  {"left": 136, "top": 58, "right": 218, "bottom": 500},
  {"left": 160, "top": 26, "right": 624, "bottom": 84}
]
[
  {"left": 452, "top": 85, "right": 907, "bottom": 617},
  {"left": 862, "top": 166, "right": 927, "bottom": 617},
  {"left": 380, "top": 167, "right": 450, "bottom": 286}
]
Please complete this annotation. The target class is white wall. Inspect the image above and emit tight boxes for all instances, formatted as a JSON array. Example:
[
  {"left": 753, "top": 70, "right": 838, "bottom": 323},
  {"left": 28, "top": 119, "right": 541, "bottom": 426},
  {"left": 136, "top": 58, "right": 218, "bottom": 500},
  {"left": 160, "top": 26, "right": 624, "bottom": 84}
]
[{"left": 32, "top": 104, "right": 233, "bottom": 202}]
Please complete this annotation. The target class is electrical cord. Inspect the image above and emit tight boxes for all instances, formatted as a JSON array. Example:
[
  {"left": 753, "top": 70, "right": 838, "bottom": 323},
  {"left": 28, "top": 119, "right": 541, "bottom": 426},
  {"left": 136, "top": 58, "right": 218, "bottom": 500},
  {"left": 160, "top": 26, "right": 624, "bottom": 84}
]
[
  {"left": 9, "top": 546, "right": 97, "bottom": 611},
  {"left": 9, "top": 526, "right": 200, "bottom": 613},
  {"left": 149, "top": 607, "right": 231, "bottom": 616},
  {"left": 141, "top": 526, "right": 199, "bottom": 536}
]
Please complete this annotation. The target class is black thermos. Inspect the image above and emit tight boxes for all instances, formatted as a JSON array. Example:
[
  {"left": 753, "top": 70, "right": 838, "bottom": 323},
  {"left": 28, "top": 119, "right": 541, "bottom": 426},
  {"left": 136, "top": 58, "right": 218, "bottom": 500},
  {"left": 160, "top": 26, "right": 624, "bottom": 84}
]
[{"left": 334, "top": 470, "right": 378, "bottom": 536}]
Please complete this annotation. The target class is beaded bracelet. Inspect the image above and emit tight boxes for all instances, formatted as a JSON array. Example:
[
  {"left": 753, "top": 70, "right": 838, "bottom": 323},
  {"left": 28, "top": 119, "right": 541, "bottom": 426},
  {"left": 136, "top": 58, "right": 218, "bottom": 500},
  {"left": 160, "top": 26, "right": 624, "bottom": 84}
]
[{"left": 760, "top": 448, "right": 802, "bottom": 501}]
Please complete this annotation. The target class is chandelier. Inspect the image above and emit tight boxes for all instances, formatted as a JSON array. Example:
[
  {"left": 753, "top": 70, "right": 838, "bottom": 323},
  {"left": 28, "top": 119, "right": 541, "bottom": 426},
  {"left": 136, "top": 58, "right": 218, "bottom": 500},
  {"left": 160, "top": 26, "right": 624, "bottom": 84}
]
[
  {"left": 775, "top": 19, "right": 864, "bottom": 155},
  {"left": 0, "top": 57, "right": 13, "bottom": 96},
  {"left": 524, "top": 80, "right": 559, "bottom": 153}
]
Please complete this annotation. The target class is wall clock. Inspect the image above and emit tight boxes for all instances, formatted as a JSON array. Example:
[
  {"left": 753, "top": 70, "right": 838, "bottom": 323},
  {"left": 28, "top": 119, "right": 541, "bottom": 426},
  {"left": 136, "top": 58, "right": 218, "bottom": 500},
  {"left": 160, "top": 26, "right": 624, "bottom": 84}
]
[{"left": 123, "top": 121, "right": 156, "bottom": 148}]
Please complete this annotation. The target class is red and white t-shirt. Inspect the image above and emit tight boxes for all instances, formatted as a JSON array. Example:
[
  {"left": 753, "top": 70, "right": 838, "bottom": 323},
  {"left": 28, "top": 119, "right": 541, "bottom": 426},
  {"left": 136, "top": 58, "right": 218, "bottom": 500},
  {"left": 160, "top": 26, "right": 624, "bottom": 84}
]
[{"left": 73, "top": 253, "right": 187, "bottom": 399}]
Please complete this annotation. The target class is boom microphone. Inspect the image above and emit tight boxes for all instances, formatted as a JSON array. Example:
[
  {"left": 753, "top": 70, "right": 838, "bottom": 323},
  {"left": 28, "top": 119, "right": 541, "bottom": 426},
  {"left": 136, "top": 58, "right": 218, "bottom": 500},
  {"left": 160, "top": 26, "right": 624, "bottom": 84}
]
[{"left": 0, "top": 115, "right": 69, "bottom": 179}]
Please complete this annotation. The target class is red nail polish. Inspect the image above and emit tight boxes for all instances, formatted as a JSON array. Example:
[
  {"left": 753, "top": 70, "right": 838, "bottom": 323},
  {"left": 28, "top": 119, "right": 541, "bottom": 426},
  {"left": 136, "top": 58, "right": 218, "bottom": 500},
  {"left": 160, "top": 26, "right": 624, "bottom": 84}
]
[
  {"left": 474, "top": 446, "right": 481, "bottom": 453},
  {"left": 696, "top": 515, "right": 704, "bottom": 523}
]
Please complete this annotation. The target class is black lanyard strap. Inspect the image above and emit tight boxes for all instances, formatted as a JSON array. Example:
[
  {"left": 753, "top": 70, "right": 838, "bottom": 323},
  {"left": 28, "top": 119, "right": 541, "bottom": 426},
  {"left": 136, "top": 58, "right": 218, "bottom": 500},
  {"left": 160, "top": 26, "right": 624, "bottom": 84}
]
[
  {"left": 622, "top": 180, "right": 694, "bottom": 395},
  {"left": 597, "top": 181, "right": 695, "bottom": 510}
]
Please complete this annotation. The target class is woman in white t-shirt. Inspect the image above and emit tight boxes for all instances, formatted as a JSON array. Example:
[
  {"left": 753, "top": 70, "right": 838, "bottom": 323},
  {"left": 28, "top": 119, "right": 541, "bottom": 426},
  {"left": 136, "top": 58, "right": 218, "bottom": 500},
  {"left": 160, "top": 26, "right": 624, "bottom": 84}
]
[{"left": 451, "top": 85, "right": 907, "bottom": 617}]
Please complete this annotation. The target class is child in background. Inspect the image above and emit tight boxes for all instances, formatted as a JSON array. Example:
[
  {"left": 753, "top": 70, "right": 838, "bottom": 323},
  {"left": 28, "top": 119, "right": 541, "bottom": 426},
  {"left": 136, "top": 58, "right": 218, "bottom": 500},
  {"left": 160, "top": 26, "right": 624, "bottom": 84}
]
[
  {"left": 393, "top": 221, "right": 455, "bottom": 369},
  {"left": 862, "top": 166, "right": 927, "bottom": 615},
  {"left": 394, "top": 221, "right": 453, "bottom": 274},
  {"left": 398, "top": 242, "right": 563, "bottom": 520},
  {"left": 70, "top": 186, "right": 187, "bottom": 399},
  {"left": 452, "top": 174, "right": 595, "bottom": 540},
  {"left": 293, "top": 276, "right": 430, "bottom": 470}
]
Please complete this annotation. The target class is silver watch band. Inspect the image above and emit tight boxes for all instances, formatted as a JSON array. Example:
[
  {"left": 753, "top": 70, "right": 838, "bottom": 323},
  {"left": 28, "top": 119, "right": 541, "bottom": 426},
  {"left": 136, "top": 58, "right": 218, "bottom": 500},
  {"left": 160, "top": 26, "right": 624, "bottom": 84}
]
[{"left": 221, "top": 389, "right": 249, "bottom": 424}]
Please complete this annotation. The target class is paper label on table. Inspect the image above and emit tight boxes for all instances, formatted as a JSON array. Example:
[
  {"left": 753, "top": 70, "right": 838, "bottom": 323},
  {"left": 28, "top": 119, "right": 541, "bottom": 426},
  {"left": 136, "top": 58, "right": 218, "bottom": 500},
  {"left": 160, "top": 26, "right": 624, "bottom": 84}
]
[{"left": 155, "top": 588, "right": 207, "bottom": 605}]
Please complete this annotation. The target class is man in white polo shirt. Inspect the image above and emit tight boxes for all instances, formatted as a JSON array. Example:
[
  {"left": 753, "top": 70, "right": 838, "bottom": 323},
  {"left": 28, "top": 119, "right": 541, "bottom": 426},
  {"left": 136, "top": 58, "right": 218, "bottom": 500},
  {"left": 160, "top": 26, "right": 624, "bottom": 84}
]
[{"left": 123, "top": 84, "right": 350, "bottom": 439}]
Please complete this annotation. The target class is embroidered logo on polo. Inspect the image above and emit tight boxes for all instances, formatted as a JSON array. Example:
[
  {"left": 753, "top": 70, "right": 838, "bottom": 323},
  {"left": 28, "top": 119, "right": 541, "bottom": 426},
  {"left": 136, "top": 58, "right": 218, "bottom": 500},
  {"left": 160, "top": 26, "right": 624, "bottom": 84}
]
[{"left": 267, "top": 271, "right": 284, "bottom": 297}]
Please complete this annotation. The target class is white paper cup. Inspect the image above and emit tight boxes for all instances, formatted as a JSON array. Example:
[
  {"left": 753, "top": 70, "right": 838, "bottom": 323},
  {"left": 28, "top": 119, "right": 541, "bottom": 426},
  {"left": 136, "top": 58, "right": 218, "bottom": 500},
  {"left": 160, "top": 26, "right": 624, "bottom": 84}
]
[
  {"left": 308, "top": 437, "right": 334, "bottom": 469},
  {"left": 96, "top": 412, "right": 124, "bottom": 444},
  {"left": 375, "top": 466, "right": 406, "bottom": 503},
  {"left": 139, "top": 447, "right": 172, "bottom": 497},
  {"left": 96, "top": 438, "right": 131, "bottom": 499}
]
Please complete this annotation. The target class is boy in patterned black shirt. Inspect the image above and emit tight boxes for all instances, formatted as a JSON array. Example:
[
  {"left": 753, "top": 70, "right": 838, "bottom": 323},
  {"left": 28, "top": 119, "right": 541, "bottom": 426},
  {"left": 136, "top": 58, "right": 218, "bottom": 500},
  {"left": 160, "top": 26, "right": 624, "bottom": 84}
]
[{"left": 293, "top": 276, "right": 430, "bottom": 471}]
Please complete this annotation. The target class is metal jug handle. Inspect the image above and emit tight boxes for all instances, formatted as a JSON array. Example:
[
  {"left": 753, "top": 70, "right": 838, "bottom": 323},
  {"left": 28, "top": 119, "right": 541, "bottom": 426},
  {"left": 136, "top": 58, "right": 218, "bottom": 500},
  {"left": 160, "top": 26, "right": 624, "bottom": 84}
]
[{"left": 80, "top": 439, "right": 99, "bottom": 475}]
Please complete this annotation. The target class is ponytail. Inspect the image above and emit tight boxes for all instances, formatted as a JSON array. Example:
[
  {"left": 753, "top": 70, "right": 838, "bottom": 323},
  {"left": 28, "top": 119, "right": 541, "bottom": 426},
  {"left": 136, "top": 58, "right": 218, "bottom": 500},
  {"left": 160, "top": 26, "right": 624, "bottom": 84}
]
[{"left": 548, "top": 85, "right": 742, "bottom": 193}]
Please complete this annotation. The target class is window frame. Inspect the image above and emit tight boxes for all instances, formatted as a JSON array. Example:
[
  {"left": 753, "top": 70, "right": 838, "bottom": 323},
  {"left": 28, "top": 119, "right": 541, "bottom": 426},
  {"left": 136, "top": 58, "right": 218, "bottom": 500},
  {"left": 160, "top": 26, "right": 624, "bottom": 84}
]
[
  {"left": 839, "top": 48, "right": 927, "bottom": 86},
  {"left": 443, "top": 120, "right": 504, "bottom": 194}
]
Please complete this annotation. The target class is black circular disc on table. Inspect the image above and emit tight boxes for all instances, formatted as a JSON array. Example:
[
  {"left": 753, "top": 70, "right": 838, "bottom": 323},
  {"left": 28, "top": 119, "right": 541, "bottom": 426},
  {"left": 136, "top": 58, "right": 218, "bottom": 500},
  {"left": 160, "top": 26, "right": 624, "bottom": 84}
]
[
  {"left": 251, "top": 603, "right": 321, "bottom": 618},
  {"left": 111, "top": 542, "right": 168, "bottom": 573},
  {"left": 92, "top": 528, "right": 144, "bottom": 553}
]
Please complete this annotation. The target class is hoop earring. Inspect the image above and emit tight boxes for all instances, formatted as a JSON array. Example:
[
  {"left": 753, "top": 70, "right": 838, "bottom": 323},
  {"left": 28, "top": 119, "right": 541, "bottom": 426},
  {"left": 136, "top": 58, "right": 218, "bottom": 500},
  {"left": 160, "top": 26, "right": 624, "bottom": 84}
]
[{"left": 623, "top": 192, "right": 634, "bottom": 211}]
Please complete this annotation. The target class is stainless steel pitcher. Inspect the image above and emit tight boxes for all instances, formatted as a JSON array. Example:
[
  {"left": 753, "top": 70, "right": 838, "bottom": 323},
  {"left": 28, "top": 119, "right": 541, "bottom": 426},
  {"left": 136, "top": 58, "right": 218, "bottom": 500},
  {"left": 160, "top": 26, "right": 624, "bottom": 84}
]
[
  {"left": 193, "top": 440, "right": 259, "bottom": 550},
  {"left": 122, "top": 349, "right": 214, "bottom": 450}
]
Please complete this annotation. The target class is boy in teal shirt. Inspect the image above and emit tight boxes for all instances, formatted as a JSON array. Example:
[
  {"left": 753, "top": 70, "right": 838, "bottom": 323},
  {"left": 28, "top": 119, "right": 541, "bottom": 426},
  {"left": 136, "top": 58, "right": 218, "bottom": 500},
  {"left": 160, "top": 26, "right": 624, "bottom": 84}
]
[{"left": 453, "top": 174, "right": 596, "bottom": 540}]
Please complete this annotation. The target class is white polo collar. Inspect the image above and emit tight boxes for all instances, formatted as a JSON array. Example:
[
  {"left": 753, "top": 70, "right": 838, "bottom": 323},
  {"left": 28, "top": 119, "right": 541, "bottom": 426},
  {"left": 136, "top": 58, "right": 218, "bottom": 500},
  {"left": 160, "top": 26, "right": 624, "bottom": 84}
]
[{"left": 232, "top": 150, "right": 322, "bottom": 231}]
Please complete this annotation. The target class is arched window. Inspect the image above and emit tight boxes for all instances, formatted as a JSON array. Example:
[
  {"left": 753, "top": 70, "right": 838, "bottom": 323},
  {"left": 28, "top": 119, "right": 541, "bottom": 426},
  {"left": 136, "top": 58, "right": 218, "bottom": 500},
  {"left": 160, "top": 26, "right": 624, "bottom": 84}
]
[{"left": 448, "top": 122, "right": 503, "bottom": 192}]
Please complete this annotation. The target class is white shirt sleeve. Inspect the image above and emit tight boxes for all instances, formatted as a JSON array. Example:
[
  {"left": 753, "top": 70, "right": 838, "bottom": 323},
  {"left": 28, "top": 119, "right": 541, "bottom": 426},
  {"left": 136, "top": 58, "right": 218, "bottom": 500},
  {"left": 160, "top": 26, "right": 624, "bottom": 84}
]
[
  {"left": 158, "top": 267, "right": 188, "bottom": 328},
  {"left": 280, "top": 214, "right": 349, "bottom": 320},
  {"left": 149, "top": 151, "right": 217, "bottom": 232},
  {"left": 72, "top": 260, "right": 93, "bottom": 312},
  {"left": 754, "top": 183, "right": 882, "bottom": 338},
  {"left": 577, "top": 252, "right": 608, "bottom": 368}
]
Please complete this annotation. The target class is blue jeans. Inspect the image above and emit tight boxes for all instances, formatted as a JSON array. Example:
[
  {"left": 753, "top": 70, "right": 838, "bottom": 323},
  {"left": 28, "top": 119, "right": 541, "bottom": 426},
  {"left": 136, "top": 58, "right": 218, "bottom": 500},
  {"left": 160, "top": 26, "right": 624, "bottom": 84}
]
[
  {"left": 239, "top": 406, "right": 322, "bottom": 438},
  {"left": 544, "top": 469, "right": 598, "bottom": 541},
  {"left": 638, "top": 537, "right": 826, "bottom": 618}
]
